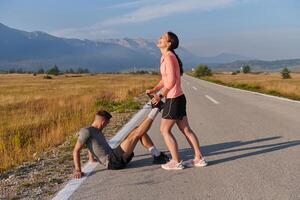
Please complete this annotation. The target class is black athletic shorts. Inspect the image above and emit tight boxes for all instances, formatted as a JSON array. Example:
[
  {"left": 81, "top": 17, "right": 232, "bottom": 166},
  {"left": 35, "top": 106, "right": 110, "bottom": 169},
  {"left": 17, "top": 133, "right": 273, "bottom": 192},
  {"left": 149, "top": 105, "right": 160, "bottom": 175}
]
[
  {"left": 107, "top": 145, "right": 134, "bottom": 170},
  {"left": 162, "top": 94, "right": 187, "bottom": 120}
]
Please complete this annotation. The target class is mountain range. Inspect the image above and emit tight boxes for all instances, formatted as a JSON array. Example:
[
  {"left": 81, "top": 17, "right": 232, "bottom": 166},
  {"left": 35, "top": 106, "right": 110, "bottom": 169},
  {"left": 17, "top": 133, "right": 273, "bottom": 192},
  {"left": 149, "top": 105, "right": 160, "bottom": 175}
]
[
  {"left": 0, "top": 23, "right": 254, "bottom": 72},
  {"left": 1, "top": 23, "right": 299, "bottom": 72},
  {"left": 215, "top": 59, "right": 300, "bottom": 72}
]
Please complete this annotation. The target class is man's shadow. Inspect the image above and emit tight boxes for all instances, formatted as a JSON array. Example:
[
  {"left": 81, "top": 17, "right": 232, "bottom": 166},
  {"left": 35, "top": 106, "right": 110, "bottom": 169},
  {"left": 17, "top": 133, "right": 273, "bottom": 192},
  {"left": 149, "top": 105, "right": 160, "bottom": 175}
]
[{"left": 128, "top": 136, "right": 300, "bottom": 168}]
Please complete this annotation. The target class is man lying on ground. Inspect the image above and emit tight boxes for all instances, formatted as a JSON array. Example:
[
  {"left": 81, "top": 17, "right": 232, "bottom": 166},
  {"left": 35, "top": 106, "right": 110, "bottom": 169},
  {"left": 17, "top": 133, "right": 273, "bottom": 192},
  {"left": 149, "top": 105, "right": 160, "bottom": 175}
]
[{"left": 73, "top": 106, "right": 168, "bottom": 178}]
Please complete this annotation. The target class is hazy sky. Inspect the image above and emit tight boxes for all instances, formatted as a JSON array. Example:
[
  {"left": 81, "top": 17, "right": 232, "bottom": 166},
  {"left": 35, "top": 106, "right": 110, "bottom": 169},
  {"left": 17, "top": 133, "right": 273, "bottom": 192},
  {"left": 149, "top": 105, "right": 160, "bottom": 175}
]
[{"left": 1, "top": 0, "right": 300, "bottom": 60}]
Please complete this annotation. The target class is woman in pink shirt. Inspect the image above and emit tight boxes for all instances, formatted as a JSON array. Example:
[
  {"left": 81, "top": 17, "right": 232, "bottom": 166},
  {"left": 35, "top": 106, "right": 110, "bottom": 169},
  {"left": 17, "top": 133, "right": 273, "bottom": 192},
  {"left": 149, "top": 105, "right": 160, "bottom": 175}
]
[{"left": 147, "top": 32, "right": 207, "bottom": 170}]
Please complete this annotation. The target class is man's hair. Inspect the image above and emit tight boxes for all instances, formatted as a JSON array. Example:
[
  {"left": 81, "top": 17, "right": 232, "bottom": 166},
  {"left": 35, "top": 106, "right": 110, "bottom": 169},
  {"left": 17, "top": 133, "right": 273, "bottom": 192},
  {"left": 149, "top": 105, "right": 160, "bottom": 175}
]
[{"left": 96, "top": 110, "right": 112, "bottom": 121}]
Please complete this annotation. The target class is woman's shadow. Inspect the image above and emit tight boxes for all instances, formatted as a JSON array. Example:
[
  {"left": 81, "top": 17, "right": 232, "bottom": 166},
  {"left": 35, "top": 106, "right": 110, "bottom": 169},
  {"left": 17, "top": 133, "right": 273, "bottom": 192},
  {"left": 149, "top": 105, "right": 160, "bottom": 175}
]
[{"left": 128, "top": 136, "right": 300, "bottom": 168}]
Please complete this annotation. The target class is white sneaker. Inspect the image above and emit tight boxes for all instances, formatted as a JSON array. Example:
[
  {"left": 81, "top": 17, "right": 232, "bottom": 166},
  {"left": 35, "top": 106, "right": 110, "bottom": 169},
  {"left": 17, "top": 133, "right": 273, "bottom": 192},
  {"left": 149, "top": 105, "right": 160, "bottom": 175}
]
[
  {"left": 161, "top": 160, "right": 185, "bottom": 170},
  {"left": 183, "top": 157, "right": 208, "bottom": 167}
]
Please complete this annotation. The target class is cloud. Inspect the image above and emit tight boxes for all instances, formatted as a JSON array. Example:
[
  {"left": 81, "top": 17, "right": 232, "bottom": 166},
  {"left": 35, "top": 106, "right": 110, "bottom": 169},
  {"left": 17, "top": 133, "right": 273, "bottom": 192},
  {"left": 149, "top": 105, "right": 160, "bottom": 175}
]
[
  {"left": 101, "top": 0, "right": 237, "bottom": 26},
  {"left": 50, "top": 26, "right": 118, "bottom": 40},
  {"left": 104, "top": 0, "right": 155, "bottom": 9},
  {"left": 51, "top": 0, "right": 240, "bottom": 39}
]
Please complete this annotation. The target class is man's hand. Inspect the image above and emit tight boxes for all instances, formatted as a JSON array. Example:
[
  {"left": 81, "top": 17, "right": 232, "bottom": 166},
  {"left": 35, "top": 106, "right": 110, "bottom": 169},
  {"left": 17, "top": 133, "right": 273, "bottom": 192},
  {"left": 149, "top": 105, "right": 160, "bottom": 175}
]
[{"left": 73, "top": 170, "right": 85, "bottom": 179}]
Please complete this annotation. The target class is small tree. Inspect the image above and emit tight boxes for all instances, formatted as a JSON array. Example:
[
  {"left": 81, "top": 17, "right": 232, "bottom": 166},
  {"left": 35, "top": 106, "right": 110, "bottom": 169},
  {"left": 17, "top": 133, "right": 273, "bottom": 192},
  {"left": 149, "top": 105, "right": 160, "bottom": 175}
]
[
  {"left": 47, "top": 65, "right": 60, "bottom": 75},
  {"left": 8, "top": 68, "right": 16, "bottom": 73},
  {"left": 242, "top": 65, "right": 251, "bottom": 74},
  {"left": 83, "top": 68, "right": 89, "bottom": 73},
  {"left": 194, "top": 65, "right": 212, "bottom": 77},
  {"left": 37, "top": 68, "right": 45, "bottom": 74},
  {"left": 281, "top": 67, "right": 291, "bottom": 79},
  {"left": 16, "top": 68, "right": 24, "bottom": 74},
  {"left": 68, "top": 68, "right": 75, "bottom": 74}
]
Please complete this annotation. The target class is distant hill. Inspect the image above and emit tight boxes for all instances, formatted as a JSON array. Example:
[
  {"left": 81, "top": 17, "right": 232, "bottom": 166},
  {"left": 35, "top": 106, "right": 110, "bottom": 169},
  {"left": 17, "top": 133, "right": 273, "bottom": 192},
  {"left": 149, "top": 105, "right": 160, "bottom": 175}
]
[
  {"left": 2, "top": 23, "right": 298, "bottom": 72},
  {"left": 215, "top": 59, "right": 300, "bottom": 71},
  {"left": 0, "top": 23, "right": 198, "bottom": 72},
  {"left": 198, "top": 52, "right": 253, "bottom": 64}
]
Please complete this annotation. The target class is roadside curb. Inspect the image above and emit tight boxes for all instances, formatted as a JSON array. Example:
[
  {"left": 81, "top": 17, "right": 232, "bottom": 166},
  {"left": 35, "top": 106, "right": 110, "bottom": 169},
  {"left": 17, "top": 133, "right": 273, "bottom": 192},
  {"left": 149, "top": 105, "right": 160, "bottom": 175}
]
[{"left": 52, "top": 103, "right": 152, "bottom": 200}]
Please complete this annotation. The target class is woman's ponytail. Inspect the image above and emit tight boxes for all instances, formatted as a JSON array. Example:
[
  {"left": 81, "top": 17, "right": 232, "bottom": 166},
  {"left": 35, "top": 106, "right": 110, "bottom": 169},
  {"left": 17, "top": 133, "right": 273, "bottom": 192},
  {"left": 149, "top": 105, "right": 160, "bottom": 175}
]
[
  {"left": 170, "top": 49, "right": 183, "bottom": 76},
  {"left": 167, "top": 32, "right": 183, "bottom": 76}
]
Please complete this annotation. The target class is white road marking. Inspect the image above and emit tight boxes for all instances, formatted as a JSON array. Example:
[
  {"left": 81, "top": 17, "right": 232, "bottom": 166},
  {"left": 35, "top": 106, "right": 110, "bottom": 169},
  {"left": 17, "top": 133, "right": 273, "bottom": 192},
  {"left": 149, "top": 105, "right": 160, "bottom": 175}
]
[
  {"left": 192, "top": 86, "right": 198, "bottom": 91},
  {"left": 205, "top": 95, "right": 220, "bottom": 104},
  {"left": 52, "top": 162, "right": 98, "bottom": 200}
]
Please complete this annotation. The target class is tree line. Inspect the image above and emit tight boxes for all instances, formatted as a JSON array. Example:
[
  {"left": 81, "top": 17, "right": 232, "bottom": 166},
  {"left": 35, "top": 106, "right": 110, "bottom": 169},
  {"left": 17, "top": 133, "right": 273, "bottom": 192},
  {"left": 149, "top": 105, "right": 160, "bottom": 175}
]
[
  {"left": 192, "top": 64, "right": 292, "bottom": 79},
  {"left": 1, "top": 65, "right": 90, "bottom": 75}
]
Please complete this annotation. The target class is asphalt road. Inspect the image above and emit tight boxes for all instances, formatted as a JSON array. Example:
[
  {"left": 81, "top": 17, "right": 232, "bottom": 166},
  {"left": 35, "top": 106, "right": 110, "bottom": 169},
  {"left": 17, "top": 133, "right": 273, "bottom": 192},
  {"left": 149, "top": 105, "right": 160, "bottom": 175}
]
[{"left": 69, "top": 74, "right": 300, "bottom": 200}]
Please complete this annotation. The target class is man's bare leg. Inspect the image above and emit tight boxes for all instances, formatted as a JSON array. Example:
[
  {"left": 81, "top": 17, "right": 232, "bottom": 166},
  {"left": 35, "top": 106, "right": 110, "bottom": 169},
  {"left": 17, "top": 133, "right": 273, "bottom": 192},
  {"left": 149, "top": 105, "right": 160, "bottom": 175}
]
[
  {"left": 140, "top": 134, "right": 154, "bottom": 149},
  {"left": 120, "top": 117, "right": 154, "bottom": 159},
  {"left": 140, "top": 134, "right": 162, "bottom": 157},
  {"left": 120, "top": 106, "right": 161, "bottom": 159}
]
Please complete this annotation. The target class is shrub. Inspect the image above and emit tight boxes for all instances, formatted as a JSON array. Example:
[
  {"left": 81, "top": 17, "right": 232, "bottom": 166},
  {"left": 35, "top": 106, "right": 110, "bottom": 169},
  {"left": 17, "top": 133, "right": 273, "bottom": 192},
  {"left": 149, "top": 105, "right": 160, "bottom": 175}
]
[
  {"left": 37, "top": 68, "right": 45, "bottom": 74},
  {"left": 281, "top": 67, "right": 291, "bottom": 79},
  {"left": 43, "top": 75, "right": 52, "bottom": 79},
  {"left": 193, "top": 65, "right": 212, "bottom": 77},
  {"left": 47, "top": 65, "right": 60, "bottom": 76},
  {"left": 242, "top": 65, "right": 251, "bottom": 74}
]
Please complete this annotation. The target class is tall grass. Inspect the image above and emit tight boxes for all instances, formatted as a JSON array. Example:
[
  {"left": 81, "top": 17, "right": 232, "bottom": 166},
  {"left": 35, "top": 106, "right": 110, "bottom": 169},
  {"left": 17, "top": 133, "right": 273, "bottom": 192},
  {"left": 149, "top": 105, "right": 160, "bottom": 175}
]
[
  {"left": 200, "top": 73, "right": 300, "bottom": 100},
  {"left": 0, "top": 74, "right": 160, "bottom": 173}
]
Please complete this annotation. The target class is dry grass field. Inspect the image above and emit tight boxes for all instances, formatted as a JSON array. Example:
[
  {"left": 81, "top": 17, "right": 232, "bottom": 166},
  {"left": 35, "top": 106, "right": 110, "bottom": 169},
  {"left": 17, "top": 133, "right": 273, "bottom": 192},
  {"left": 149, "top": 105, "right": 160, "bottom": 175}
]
[
  {"left": 0, "top": 74, "right": 160, "bottom": 173},
  {"left": 202, "top": 73, "right": 300, "bottom": 100}
]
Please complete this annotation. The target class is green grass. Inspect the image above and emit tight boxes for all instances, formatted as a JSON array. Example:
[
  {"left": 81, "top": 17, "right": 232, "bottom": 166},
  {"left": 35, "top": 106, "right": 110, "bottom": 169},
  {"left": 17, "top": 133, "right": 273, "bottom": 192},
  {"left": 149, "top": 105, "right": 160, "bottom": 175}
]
[{"left": 95, "top": 98, "right": 140, "bottom": 113}]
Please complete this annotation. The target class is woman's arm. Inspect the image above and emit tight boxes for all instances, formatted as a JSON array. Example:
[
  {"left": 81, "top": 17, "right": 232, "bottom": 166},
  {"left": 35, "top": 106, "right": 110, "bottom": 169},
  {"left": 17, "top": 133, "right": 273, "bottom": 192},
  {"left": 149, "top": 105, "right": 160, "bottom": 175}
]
[
  {"left": 154, "top": 79, "right": 164, "bottom": 91},
  {"left": 146, "top": 79, "right": 164, "bottom": 94}
]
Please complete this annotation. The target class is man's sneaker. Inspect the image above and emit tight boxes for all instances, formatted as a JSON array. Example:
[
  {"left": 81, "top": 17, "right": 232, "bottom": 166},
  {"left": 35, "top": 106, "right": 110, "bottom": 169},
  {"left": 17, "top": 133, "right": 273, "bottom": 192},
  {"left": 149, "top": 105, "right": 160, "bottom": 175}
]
[
  {"left": 147, "top": 94, "right": 164, "bottom": 111},
  {"left": 161, "top": 160, "right": 185, "bottom": 170},
  {"left": 153, "top": 152, "right": 170, "bottom": 164},
  {"left": 183, "top": 157, "right": 208, "bottom": 168}
]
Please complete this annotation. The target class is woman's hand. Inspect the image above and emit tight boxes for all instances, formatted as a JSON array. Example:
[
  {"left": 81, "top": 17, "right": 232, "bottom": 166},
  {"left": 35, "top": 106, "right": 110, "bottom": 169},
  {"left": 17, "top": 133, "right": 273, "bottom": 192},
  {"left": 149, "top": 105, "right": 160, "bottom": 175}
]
[
  {"left": 151, "top": 94, "right": 161, "bottom": 105},
  {"left": 73, "top": 170, "right": 85, "bottom": 179},
  {"left": 146, "top": 89, "right": 155, "bottom": 95}
]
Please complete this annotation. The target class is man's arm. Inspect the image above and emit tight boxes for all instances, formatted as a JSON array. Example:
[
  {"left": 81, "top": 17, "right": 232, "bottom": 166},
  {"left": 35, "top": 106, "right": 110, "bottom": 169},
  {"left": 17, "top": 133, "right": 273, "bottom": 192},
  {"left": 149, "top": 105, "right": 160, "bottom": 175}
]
[
  {"left": 88, "top": 150, "right": 96, "bottom": 162},
  {"left": 73, "top": 140, "right": 85, "bottom": 178}
]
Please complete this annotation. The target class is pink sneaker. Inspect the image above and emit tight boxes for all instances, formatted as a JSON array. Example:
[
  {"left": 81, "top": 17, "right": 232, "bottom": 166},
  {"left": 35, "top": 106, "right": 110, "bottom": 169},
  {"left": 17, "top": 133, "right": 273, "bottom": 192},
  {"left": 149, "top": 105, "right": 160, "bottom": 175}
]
[
  {"left": 183, "top": 157, "right": 208, "bottom": 167},
  {"left": 161, "top": 160, "right": 185, "bottom": 170}
]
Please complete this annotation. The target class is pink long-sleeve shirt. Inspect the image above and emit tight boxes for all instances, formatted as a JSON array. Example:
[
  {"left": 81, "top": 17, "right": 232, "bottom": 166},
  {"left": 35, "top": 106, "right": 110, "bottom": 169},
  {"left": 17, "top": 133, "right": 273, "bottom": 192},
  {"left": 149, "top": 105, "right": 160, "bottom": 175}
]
[{"left": 160, "top": 51, "right": 183, "bottom": 98}]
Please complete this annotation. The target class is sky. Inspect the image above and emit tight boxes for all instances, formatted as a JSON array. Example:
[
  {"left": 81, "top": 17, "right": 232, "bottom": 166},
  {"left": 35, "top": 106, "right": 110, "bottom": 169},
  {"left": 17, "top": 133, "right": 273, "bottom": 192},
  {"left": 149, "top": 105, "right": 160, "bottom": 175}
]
[{"left": 0, "top": 0, "right": 300, "bottom": 60}]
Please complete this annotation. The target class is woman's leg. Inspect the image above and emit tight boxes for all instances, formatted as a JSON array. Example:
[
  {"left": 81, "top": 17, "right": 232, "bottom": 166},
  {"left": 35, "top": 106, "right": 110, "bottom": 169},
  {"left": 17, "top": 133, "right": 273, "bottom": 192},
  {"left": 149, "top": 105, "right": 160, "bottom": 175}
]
[
  {"left": 160, "top": 118, "right": 180, "bottom": 162},
  {"left": 176, "top": 116, "right": 204, "bottom": 160}
]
